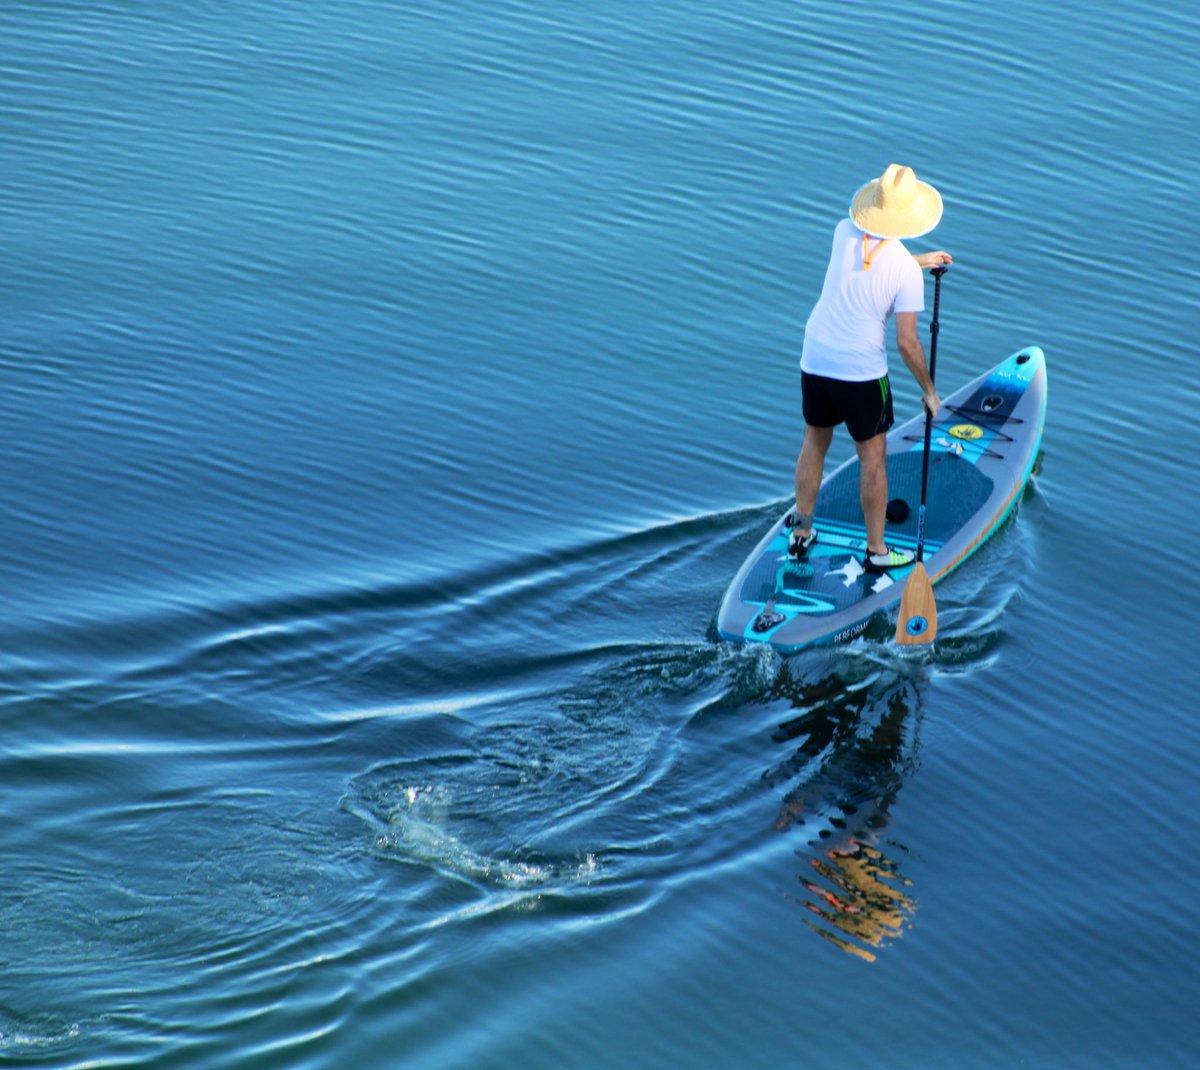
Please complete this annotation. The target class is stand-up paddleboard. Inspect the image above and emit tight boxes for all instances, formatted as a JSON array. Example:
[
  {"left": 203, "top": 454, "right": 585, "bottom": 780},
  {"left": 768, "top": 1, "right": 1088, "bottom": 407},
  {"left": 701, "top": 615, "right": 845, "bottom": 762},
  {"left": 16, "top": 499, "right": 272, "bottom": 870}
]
[{"left": 716, "top": 346, "right": 1047, "bottom": 653}]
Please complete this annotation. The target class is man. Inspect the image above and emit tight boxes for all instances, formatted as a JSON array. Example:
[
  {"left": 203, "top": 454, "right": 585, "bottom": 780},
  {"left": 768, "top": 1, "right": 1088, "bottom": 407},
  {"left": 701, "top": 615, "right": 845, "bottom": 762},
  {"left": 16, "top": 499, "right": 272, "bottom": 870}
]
[{"left": 788, "top": 163, "right": 953, "bottom": 572}]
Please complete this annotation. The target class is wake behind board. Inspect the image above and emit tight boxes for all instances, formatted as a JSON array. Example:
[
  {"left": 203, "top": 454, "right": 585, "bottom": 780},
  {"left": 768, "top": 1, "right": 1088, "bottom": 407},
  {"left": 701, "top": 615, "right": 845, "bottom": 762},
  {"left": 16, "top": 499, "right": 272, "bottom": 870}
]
[{"left": 716, "top": 346, "right": 1048, "bottom": 653}]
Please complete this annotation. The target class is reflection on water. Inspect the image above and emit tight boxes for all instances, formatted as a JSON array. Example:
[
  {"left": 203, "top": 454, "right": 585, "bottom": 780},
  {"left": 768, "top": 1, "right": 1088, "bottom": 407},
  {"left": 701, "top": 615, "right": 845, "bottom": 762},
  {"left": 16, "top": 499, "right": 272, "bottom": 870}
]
[
  {"left": 800, "top": 840, "right": 917, "bottom": 963},
  {"left": 763, "top": 659, "right": 921, "bottom": 962}
]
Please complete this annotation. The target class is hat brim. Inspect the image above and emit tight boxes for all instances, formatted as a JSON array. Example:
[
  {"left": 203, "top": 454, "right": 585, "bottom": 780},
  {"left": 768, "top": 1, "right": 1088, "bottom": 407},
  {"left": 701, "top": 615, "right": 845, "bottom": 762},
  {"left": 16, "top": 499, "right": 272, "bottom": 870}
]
[{"left": 849, "top": 178, "right": 944, "bottom": 240}]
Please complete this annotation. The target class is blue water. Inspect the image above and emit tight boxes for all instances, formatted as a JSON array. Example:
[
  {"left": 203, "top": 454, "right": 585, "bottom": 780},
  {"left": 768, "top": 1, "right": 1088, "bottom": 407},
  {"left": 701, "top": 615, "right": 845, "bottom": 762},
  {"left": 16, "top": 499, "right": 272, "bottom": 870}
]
[{"left": 2, "top": 2, "right": 1197, "bottom": 1066}]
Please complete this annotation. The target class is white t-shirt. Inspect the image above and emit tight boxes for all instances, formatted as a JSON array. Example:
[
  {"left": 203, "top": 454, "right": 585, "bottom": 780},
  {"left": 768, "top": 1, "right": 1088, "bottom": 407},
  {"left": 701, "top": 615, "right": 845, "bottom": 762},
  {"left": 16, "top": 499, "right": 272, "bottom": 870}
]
[{"left": 801, "top": 217, "right": 925, "bottom": 381}]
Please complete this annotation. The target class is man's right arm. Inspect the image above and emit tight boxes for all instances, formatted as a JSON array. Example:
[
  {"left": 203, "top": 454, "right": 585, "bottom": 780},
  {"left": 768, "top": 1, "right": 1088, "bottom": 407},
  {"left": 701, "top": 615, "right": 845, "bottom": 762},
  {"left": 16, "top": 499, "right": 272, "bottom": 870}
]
[{"left": 895, "top": 312, "right": 941, "bottom": 418}]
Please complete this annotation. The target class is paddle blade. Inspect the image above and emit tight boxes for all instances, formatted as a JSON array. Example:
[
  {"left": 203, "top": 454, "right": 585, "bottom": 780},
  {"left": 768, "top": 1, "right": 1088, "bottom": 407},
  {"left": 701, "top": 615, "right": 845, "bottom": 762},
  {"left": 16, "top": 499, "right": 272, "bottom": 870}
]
[{"left": 895, "top": 562, "right": 938, "bottom": 645}]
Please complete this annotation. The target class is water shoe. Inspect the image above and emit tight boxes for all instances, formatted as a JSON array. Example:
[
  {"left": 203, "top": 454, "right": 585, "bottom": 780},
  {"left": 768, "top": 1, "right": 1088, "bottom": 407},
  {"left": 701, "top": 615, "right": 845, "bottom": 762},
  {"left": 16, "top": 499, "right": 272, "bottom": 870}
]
[
  {"left": 788, "top": 529, "right": 818, "bottom": 560},
  {"left": 863, "top": 545, "right": 915, "bottom": 573}
]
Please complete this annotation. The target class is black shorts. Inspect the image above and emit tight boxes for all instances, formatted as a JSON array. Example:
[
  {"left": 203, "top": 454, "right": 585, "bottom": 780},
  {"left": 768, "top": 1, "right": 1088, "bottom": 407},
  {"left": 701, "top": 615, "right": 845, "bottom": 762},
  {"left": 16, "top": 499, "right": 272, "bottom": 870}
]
[{"left": 801, "top": 371, "right": 895, "bottom": 442}]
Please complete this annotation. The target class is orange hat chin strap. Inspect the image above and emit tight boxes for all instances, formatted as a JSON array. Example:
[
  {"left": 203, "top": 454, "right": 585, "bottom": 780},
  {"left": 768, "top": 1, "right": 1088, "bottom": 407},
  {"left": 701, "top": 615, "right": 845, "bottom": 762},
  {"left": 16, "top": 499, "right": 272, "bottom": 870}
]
[{"left": 862, "top": 232, "right": 888, "bottom": 270}]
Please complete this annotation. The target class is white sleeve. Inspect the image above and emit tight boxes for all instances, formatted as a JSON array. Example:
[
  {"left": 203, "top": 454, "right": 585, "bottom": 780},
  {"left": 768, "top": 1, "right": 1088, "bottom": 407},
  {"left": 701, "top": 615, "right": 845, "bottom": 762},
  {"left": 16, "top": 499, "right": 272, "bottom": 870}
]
[{"left": 894, "top": 258, "right": 925, "bottom": 314}]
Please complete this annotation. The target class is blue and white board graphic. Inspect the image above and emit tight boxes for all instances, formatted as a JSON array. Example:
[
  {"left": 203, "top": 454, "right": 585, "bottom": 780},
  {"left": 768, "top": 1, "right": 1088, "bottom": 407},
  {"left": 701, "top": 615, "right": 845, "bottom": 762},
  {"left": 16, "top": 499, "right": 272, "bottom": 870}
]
[{"left": 716, "top": 346, "right": 1048, "bottom": 653}]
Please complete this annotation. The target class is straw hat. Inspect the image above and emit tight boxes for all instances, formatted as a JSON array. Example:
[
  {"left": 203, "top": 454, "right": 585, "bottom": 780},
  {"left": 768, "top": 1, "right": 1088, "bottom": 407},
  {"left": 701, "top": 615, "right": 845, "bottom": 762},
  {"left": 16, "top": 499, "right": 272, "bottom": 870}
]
[{"left": 849, "top": 164, "right": 943, "bottom": 239}]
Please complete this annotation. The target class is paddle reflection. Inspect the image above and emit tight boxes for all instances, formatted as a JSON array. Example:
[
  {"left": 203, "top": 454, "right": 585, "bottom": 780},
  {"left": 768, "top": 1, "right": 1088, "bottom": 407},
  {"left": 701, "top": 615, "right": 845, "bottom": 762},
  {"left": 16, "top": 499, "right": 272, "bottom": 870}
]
[{"left": 763, "top": 661, "right": 920, "bottom": 962}]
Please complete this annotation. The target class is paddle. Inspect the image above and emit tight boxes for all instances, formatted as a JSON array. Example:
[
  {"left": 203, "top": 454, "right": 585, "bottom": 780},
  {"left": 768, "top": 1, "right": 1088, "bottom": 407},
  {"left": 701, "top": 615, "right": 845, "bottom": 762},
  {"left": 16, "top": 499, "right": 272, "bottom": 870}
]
[{"left": 895, "top": 265, "right": 948, "bottom": 646}]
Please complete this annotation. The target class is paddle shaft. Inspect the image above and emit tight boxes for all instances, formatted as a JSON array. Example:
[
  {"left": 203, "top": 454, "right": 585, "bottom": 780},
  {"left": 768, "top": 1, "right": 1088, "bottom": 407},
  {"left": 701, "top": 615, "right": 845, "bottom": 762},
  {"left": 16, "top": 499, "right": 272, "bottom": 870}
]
[{"left": 914, "top": 266, "right": 947, "bottom": 564}]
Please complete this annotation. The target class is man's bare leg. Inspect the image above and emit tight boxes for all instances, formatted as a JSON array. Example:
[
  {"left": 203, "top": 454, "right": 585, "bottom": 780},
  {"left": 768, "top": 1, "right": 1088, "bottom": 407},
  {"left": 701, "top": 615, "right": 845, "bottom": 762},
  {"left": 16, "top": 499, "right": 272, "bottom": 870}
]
[
  {"left": 793, "top": 425, "right": 834, "bottom": 535},
  {"left": 855, "top": 432, "right": 889, "bottom": 554}
]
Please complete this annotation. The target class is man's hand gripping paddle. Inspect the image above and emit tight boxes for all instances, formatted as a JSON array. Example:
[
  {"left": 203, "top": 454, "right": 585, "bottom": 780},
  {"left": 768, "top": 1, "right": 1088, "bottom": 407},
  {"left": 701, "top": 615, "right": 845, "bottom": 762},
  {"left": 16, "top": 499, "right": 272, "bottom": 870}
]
[{"left": 895, "top": 265, "right": 948, "bottom": 646}]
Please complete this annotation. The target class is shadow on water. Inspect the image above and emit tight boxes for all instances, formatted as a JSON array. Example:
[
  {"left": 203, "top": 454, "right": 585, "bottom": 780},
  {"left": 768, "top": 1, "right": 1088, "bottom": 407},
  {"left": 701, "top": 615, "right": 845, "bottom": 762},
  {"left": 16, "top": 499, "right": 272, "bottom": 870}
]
[{"left": 757, "top": 657, "right": 923, "bottom": 962}]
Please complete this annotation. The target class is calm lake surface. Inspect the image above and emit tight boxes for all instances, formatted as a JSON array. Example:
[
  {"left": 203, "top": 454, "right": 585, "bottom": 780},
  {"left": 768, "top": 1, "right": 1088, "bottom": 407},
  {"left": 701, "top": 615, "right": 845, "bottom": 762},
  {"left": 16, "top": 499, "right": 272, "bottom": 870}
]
[{"left": 2, "top": 2, "right": 1197, "bottom": 1067}]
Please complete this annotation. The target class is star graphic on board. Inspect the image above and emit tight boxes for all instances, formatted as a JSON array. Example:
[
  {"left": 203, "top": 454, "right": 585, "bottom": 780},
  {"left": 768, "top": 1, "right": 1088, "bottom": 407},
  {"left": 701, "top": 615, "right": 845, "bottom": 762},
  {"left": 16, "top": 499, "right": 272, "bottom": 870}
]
[{"left": 831, "top": 557, "right": 864, "bottom": 587}]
